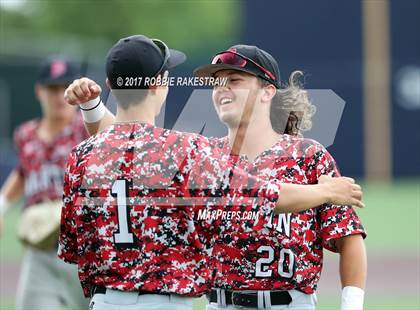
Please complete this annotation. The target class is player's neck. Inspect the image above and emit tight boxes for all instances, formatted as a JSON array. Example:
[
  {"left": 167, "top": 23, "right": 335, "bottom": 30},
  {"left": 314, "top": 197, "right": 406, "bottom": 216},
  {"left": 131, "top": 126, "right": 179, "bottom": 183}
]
[
  {"left": 115, "top": 104, "right": 156, "bottom": 126},
  {"left": 228, "top": 120, "right": 280, "bottom": 161}
]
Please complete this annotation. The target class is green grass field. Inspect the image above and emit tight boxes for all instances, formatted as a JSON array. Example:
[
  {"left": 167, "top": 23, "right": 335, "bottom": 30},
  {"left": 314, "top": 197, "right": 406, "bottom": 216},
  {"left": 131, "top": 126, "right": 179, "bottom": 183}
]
[
  {"left": 357, "top": 179, "right": 420, "bottom": 252},
  {"left": 1, "top": 178, "right": 419, "bottom": 310}
]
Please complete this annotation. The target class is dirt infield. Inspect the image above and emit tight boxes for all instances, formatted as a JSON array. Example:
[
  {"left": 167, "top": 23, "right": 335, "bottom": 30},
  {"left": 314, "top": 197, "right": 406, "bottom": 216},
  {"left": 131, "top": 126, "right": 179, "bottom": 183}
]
[{"left": 1, "top": 254, "right": 419, "bottom": 300}]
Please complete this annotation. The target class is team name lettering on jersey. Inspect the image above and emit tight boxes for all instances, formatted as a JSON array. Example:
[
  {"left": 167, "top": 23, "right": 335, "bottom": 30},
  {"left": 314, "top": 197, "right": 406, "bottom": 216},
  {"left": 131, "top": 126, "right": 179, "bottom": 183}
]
[
  {"left": 13, "top": 115, "right": 88, "bottom": 207},
  {"left": 25, "top": 164, "right": 64, "bottom": 197},
  {"left": 265, "top": 212, "right": 292, "bottom": 237}
]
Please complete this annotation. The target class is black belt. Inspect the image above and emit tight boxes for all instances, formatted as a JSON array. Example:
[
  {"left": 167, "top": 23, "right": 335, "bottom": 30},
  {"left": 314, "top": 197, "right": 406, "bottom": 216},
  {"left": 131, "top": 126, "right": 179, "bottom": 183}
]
[
  {"left": 91, "top": 286, "right": 170, "bottom": 298},
  {"left": 209, "top": 289, "right": 292, "bottom": 308}
]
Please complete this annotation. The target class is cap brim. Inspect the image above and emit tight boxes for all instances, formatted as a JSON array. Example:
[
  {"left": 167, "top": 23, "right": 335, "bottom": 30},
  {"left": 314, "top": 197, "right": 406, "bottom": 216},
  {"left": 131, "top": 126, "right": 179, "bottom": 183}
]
[
  {"left": 194, "top": 63, "right": 281, "bottom": 89},
  {"left": 38, "top": 78, "right": 73, "bottom": 86},
  {"left": 166, "top": 49, "right": 187, "bottom": 69},
  {"left": 193, "top": 64, "right": 258, "bottom": 78}
]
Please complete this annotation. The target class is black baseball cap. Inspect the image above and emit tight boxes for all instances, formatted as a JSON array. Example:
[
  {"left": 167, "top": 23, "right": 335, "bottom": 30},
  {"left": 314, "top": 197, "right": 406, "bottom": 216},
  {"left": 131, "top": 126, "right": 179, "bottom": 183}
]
[
  {"left": 37, "top": 57, "right": 80, "bottom": 86},
  {"left": 193, "top": 44, "right": 281, "bottom": 89},
  {"left": 106, "top": 34, "right": 186, "bottom": 89}
]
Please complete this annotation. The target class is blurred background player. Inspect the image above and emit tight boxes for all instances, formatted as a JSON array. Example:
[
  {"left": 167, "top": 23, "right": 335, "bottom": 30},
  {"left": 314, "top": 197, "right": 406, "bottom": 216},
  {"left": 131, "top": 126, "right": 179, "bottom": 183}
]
[
  {"left": 0, "top": 57, "right": 89, "bottom": 310},
  {"left": 193, "top": 45, "right": 367, "bottom": 310}
]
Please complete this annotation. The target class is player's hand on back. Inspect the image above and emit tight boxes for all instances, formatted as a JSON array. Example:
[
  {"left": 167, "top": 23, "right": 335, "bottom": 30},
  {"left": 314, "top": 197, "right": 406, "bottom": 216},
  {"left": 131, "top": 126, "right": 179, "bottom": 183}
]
[
  {"left": 319, "top": 175, "right": 365, "bottom": 208},
  {"left": 64, "top": 77, "right": 102, "bottom": 106}
]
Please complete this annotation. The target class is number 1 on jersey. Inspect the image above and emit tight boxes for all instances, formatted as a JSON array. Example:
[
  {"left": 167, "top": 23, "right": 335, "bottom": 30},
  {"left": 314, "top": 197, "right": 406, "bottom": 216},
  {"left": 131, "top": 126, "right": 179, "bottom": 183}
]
[{"left": 112, "top": 179, "right": 134, "bottom": 245}]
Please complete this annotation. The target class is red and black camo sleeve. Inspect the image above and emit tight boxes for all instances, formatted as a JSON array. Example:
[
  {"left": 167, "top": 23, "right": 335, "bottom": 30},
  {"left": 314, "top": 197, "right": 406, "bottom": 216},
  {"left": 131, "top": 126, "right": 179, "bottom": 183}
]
[
  {"left": 305, "top": 141, "right": 366, "bottom": 252},
  {"left": 57, "top": 151, "right": 79, "bottom": 264}
]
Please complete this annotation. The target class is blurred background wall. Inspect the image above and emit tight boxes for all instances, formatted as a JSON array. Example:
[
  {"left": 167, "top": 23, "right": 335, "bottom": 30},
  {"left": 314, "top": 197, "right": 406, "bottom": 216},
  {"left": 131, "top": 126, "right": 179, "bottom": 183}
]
[{"left": 0, "top": 0, "right": 418, "bottom": 181}]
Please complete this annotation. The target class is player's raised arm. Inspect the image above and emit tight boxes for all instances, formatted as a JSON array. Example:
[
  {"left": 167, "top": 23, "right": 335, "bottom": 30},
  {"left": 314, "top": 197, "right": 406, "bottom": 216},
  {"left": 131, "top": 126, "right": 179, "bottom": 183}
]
[
  {"left": 275, "top": 175, "right": 364, "bottom": 214},
  {"left": 189, "top": 149, "right": 363, "bottom": 215},
  {"left": 64, "top": 77, "right": 115, "bottom": 135},
  {"left": 224, "top": 165, "right": 364, "bottom": 214},
  {"left": 223, "top": 168, "right": 364, "bottom": 214}
]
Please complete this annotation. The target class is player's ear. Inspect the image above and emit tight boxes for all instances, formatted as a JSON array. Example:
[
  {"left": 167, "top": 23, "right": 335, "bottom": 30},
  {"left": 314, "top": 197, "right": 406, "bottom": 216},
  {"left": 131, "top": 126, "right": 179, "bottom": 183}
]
[
  {"left": 261, "top": 84, "right": 276, "bottom": 104},
  {"left": 105, "top": 78, "right": 111, "bottom": 89},
  {"left": 34, "top": 83, "right": 42, "bottom": 101}
]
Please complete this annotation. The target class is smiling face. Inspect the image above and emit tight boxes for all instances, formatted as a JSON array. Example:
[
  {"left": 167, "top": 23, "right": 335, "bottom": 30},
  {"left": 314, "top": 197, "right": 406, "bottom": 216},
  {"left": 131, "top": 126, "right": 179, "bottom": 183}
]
[
  {"left": 212, "top": 70, "right": 263, "bottom": 128},
  {"left": 212, "top": 70, "right": 278, "bottom": 131}
]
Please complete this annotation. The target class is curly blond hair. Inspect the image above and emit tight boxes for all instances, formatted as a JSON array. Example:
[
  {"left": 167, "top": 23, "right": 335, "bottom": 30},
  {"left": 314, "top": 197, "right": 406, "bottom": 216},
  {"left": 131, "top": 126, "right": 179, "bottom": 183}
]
[{"left": 264, "top": 71, "right": 316, "bottom": 136}]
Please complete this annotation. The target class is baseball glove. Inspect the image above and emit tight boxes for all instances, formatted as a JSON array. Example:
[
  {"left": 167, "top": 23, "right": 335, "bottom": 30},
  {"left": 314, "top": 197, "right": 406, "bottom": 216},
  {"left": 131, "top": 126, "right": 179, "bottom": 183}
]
[{"left": 17, "top": 200, "right": 62, "bottom": 251}]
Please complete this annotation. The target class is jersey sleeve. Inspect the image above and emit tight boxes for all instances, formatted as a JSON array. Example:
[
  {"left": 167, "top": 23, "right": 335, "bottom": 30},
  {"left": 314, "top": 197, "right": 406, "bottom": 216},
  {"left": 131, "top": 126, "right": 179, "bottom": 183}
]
[
  {"left": 57, "top": 151, "right": 79, "bottom": 264},
  {"left": 305, "top": 141, "right": 366, "bottom": 252}
]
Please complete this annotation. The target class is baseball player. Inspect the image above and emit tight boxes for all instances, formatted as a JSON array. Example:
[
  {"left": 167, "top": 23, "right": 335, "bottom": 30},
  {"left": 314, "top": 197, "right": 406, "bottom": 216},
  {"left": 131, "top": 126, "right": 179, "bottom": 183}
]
[
  {"left": 73, "top": 43, "right": 367, "bottom": 309},
  {"left": 59, "top": 35, "right": 364, "bottom": 310},
  {"left": 192, "top": 45, "right": 367, "bottom": 310},
  {"left": 0, "top": 57, "right": 88, "bottom": 310}
]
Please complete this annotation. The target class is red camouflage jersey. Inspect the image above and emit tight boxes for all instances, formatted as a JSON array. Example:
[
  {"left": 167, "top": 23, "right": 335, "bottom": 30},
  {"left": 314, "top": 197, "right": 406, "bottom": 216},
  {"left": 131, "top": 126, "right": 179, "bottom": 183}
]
[
  {"left": 13, "top": 113, "right": 88, "bottom": 207},
  {"left": 57, "top": 123, "right": 280, "bottom": 297},
  {"left": 208, "top": 134, "right": 366, "bottom": 294}
]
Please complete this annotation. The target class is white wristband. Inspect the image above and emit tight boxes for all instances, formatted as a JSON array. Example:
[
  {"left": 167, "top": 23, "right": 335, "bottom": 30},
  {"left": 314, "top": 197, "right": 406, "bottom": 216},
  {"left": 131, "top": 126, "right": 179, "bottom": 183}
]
[
  {"left": 80, "top": 97, "right": 106, "bottom": 123},
  {"left": 0, "top": 194, "right": 12, "bottom": 216},
  {"left": 341, "top": 286, "right": 365, "bottom": 310}
]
